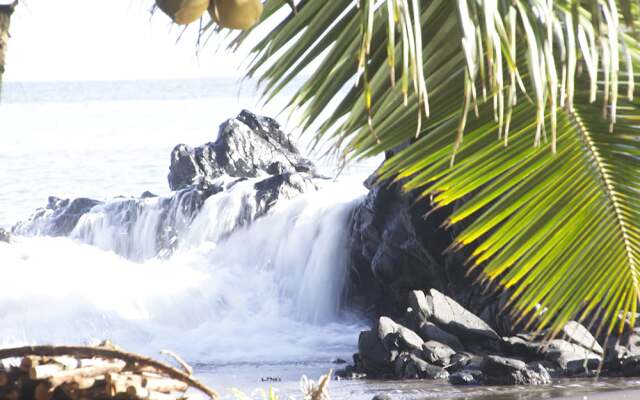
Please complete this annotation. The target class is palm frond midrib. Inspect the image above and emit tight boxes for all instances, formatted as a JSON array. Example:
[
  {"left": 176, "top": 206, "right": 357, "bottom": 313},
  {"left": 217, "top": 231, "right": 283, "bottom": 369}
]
[{"left": 567, "top": 104, "right": 640, "bottom": 295}]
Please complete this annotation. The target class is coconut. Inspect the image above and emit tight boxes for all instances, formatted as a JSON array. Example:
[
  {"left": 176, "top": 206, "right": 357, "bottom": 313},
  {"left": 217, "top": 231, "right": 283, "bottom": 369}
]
[
  {"left": 156, "top": 0, "right": 210, "bottom": 25},
  {"left": 209, "top": 0, "right": 263, "bottom": 30}
]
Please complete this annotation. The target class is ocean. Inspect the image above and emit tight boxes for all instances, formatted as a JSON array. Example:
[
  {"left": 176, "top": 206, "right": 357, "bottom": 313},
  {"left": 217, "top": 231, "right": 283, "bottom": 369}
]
[{"left": 0, "top": 78, "right": 319, "bottom": 228}]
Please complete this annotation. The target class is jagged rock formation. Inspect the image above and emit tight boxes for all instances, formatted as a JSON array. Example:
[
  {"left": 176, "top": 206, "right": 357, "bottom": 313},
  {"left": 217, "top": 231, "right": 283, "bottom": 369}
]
[
  {"left": 167, "top": 110, "right": 316, "bottom": 191},
  {"left": 342, "top": 289, "right": 640, "bottom": 384},
  {"left": 346, "top": 162, "right": 517, "bottom": 335},
  {"left": 12, "top": 111, "right": 320, "bottom": 260},
  {"left": 343, "top": 160, "right": 640, "bottom": 385},
  {"left": 13, "top": 197, "right": 104, "bottom": 237}
]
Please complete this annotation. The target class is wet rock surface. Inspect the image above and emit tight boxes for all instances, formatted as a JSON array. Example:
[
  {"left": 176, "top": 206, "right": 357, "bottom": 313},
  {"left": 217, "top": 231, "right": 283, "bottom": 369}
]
[
  {"left": 346, "top": 163, "right": 519, "bottom": 334},
  {"left": 0, "top": 227, "right": 10, "bottom": 243},
  {"left": 540, "top": 339, "right": 602, "bottom": 376},
  {"left": 427, "top": 289, "right": 500, "bottom": 342},
  {"left": 562, "top": 321, "right": 604, "bottom": 355},
  {"left": 480, "top": 356, "right": 551, "bottom": 385},
  {"left": 167, "top": 110, "right": 317, "bottom": 191},
  {"left": 344, "top": 290, "right": 637, "bottom": 385},
  {"left": 342, "top": 161, "right": 640, "bottom": 385},
  {"left": 11, "top": 111, "right": 320, "bottom": 259}
]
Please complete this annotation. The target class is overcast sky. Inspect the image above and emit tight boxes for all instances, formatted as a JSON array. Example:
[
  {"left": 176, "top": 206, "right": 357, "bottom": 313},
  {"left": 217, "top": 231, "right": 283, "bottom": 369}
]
[{"left": 4, "top": 0, "right": 250, "bottom": 82}]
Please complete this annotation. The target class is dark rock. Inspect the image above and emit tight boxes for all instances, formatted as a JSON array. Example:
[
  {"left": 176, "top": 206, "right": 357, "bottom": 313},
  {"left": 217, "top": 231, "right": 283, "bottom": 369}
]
[
  {"left": 447, "top": 352, "right": 473, "bottom": 372},
  {"left": 481, "top": 355, "right": 527, "bottom": 375},
  {"left": 536, "top": 360, "right": 564, "bottom": 379},
  {"left": 346, "top": 174, "right": 447, "bottom": 316},
  {"left": 0, "top": 228, "right": 10, "bottom": 243},
  {"left": 562, "top": 321, "right": 604, "bottom": 354},
  {"left": 416, "top": 321, "right": 464, "bottom": 351},
  {"left": 266, "top": 161, "right": 288, "bottom": 176},
  {"left": 394, "top": 352, "right": 448, "bottom": 380},
  {"left": 13, "top": 196, "right": 103, "bottom": 237},
  {"left": 527, "top": 362, "right": 552, "bottom": 383},
  {"left": 13, "top": 111, "right": 321, "bottom": 261},
  {"left": 501, "top": 336, "right": 542, "bottom": 359},
  {"left": 426, "top": 289, "right": 500, "bottom": 341},
  {"left": 627, "top": 330, "right": 640, "bottom": 355},
  {"left": 333, "top": 358, "right": 347, "bottom": 365},
  {"left": 357, "top": 330, "right": 393, "bottom": 375},
  {"left": 540, "top": 339, "right": 601, "bottom": 375},
  {"left": 480, "top": 355, "right": 551, "bottom": 385},
  {"left": 378, "top": 317, "right": 424, "bottom": 354},
  {"left": 371, "top": 394, "right": 393, "bottom": 400},
  {"left": 622, "top": 355, "right": 640, "bottom": 376},
  {"left": 421, "top": 341, "right": 455, "bottom": 366},
  {"left": 408, "top": 290, "right": 433, "bottom": 321},
  {"left": 604, "top": 333, "right": 639, "bottom": 371},
  {"left": 168, "top": 144, "right": 203, "bottom": 191},
  {"left": 334, "top": 365, "right": 366, "bottom": 380},
  {"left": 140, "top": 191, "right": 157, "bottom": 198},
  {"left": 167, "top": 110, "right": 316, "bottom": 191},
  {"left": 449, "top": 369, "right": 484, "bottom": 385},
  {"left": 254, "top": 173, "right": 318, "bottom": 215},
  {"left": 345, "top": 164, "right": 522, "bottom": 336},
  {"left": 604, "top": 342, "right": 628, "bottom": 372}
]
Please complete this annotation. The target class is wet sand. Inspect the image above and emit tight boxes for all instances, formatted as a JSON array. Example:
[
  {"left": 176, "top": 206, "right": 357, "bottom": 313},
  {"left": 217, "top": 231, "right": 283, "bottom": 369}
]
[{"left": 197, "top": 361, "right": 640, "bottom": 400}]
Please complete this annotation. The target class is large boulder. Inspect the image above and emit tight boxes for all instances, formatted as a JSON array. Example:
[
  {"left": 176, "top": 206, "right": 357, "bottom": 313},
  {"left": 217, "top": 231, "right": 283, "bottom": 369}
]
[
  {"left": 449, "top": 369, "right": 484, "bottom": 385},
  {"left": 394, "top": 352, "right": 448, "bottom": 380},
  {"left": 501, "top": 336, "right": 543, "bottom": 359},
  {"left": 167, "top": 110, "right": 316, "bottom": 191},
  {"left": 416, "top": 321, "right": 464, "bottom": 352},
  {"left": 355, "top": 317, "right": 453, "bottom": 379},
  {"left": 425, "top": 289, "right": 500, "bottom": 342},
  {"left": 622, "top": 355, "right": 640, "bottom": 376},
  {"left": 378, "top": 317, "right": 424, "bottom": 355},
  {"left": 253, "top": 172, "right": 317, "bottom": 215},
  {"left": 540, "top": 339, "right": 602, "bottom": 375},
  {"left": 13, "top": 196, "right": 103, "bottom": 237},
  {"left": 561, "top": 321, "right": 604, "bottom": 355},
  {"left": 346, "top": 174, "right": 448, "bottom": 317},
  {"left": 480, "top": 355, "right": 551, "bottom": 385},
  {"left": 0, "top": 228, "right": 10, "bottom": 243},
  {"left": 421, "top": 341, "right": 456, "bottom": 366},
  {"left": 345, "top": 163, "right": 521, "bottom": 335},
  {"left": 357, "top": 330, "right": 393, "bottom": 377}
]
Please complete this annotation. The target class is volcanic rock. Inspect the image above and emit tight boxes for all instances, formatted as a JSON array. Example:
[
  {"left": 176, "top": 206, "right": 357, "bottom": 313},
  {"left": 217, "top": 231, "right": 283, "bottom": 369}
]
[{"left": 480, "top": 355, "right": 551, "bottom": 385}]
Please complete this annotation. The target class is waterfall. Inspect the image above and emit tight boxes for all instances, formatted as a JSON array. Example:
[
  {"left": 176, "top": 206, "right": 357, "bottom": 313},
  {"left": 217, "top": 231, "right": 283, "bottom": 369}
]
[{"left": 0, "top": 180, "right": 366, "bottom": 363}]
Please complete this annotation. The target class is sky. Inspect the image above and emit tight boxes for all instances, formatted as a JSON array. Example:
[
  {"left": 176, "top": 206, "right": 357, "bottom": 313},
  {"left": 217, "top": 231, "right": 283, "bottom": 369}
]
[{"left": 3, "top": 0, "right": 251, "bottom": 82}]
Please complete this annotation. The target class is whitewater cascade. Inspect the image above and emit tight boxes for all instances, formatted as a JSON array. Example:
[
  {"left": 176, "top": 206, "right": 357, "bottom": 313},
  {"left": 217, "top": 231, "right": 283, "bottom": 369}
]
[
  {"left": 2, "top": 111, "right": 369, "bottom": 364},
  {"left": 0, "top": 179, "right": 366, "bottom": 363}
]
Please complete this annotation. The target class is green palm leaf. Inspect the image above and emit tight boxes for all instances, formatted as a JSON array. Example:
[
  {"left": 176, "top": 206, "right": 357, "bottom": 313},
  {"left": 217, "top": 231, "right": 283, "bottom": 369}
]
[
  {"left": 384, "top": 78, "right": 640, "bottom": 336},
  {"left": 227, "top": 0, "right": 640, "bottom": 335}
]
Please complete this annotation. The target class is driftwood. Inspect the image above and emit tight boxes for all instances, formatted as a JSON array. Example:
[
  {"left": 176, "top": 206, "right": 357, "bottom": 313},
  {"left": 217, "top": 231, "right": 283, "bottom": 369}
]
[{"left": 0, "top": 344, "right": 218, "bottom": 399}]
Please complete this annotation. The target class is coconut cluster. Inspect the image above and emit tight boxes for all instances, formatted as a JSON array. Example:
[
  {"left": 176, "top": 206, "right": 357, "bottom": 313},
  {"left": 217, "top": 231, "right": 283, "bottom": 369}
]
[{"left": 156, "top": 0, "right": 263, "bottom": 30}]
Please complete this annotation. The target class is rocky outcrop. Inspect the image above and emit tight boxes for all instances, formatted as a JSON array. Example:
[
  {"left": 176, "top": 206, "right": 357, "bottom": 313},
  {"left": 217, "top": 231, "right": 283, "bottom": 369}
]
[
  {"left": 480, "top": 356, "right": 551, "bottom": 385},
  {"left": 167, "top": 110, "right": 316, "bottom": 191},
  {"left": 342, "top": 159, "right": 640, "bottom": 385},
  {"left": 0, "top": 227, "right": 10, "bottom": 243},
  {"left": 13, "top": 197, "right": 103, "bottom": 237},
  {"left": 12, "top": 111, "right": 320, "bottom": 259},
  {"left": 341, "top": 289, "right": 640, "bottom": 385},
  {"left": 346, "top": 164, "right": 519, "bottom": 335}
]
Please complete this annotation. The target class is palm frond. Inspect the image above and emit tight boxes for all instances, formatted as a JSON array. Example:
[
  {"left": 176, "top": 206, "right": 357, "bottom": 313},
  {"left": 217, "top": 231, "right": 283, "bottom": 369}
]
[
  {"left": 228, "top": 0, "right": 640, "bottom": 333},
  {"left": 381, "top": 75, "right": 640, "bottom": 335}
]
